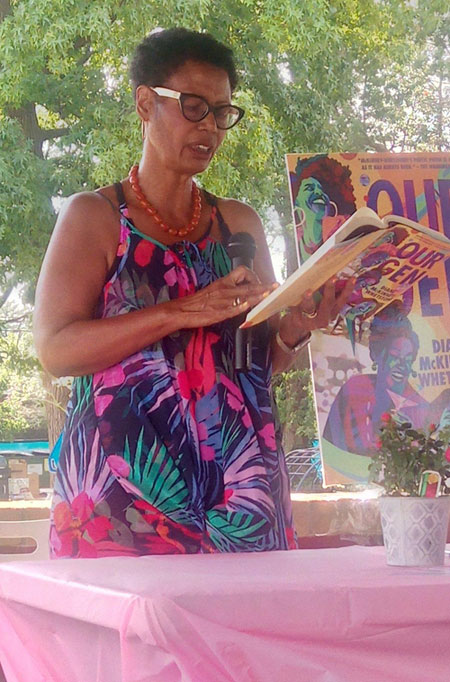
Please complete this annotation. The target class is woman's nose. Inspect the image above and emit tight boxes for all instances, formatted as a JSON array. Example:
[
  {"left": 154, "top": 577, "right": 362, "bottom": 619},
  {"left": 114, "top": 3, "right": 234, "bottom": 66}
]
[{"left": 198, "top": 111, "right": 218, "bottom": 131}]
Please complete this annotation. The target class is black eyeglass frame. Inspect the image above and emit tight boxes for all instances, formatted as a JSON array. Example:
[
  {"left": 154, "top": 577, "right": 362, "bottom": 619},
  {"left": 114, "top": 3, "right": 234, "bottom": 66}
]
[{"left": 149, "top": 86, "right": 245, "bottom": 130}]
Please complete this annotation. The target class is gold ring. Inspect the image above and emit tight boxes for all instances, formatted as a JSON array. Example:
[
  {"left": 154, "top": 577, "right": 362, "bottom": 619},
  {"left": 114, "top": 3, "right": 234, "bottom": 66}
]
[
  {"left": 233, "top": 296, "right": 241, "bottom": 307},
  {"left": 302, "top": 308, "right": 318, "bottom": 319}
]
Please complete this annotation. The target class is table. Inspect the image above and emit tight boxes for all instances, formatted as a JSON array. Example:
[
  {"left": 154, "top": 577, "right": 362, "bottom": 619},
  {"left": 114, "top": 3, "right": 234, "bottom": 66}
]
[{"left": 1, "top": 546, "right": 450, "bottom": 682}]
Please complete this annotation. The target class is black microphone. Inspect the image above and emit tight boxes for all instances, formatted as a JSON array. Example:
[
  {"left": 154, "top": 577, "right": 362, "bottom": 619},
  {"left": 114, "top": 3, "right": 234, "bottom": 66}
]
[{"left": 226, "top": 232, "right": 256, "bottom": 371}]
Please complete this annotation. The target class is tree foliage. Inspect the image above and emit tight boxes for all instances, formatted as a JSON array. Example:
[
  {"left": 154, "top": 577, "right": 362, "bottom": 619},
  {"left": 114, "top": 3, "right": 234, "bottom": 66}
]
[
  {"left": 0, "top": 0, "right": 448, "bottom": 295},
  {"left": 272, "top": 362, "right": 317, "bottom": 450},
  {"left": 0, "top": 324, "right": 47, "bottom": 440}
]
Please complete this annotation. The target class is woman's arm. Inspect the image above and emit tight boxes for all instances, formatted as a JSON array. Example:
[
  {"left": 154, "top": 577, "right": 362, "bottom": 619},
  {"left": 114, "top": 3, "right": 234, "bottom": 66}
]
[
  {"left": 33, "top": 192, "right": 271, "bottom": 377},
  {"left": 217, "top": 199, "right": 354, "bottom": 373},
  {"left": 274, "top": 277, "right": 354, "bottom": 372},
  {"left": 216, "top": 198, "right": 301, "bottom": 372}
]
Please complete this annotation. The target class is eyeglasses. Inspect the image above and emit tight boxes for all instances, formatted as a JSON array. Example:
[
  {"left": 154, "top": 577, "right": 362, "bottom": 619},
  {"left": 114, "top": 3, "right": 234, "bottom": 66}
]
[{"left": 149, "top": 86, "right": 245, "bottom": 130}]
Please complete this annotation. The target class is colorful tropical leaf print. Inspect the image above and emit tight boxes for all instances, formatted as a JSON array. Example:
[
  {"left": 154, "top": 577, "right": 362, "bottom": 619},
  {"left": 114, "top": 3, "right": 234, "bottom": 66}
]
[{"left": 122, "top": 428, "right": 189, "bottom": 515}]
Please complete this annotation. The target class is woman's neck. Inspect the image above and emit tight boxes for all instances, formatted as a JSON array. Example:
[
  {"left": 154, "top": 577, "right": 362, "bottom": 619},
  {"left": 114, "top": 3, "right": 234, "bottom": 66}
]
[
  {"left": 299, "top": 230, "right": 323, "bottom": 262},
  {"left": 132, "top": 156, "right": 195, "bottom": 227},
  {"left": 303, "top": 213, "right": 323, "bottom": 244}
]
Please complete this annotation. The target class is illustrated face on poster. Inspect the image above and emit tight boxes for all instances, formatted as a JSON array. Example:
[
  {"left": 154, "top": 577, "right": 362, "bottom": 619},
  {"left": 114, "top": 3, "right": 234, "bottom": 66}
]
[
  {"left": 379, "top": 336, "right": 415, "bottom": 392},
  {"left": 296, "top": 178, "right": 330, "bottom": 217},
  {"left": 288, "top": 154, "right": 357, "bottom": 264},
  {"left": 321, "top": 303, "right": 428, "bottom": 462}
]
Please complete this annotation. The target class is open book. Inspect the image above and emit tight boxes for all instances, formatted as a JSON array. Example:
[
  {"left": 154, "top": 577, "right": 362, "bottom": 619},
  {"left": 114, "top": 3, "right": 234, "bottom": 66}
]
[{"left": 242, "top": 207, "right": 450, "bottom": 328}]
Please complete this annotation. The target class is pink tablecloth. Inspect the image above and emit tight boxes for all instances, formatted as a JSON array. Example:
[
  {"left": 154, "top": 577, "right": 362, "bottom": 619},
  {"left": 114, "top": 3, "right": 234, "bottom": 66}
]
[{"left": 1, "top": 546, "right": 450, "bottom": 682}]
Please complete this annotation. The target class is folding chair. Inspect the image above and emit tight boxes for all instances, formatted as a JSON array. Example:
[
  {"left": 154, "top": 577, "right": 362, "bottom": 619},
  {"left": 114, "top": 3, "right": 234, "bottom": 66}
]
[{"left": 0, "top": 518, "right": 50, "bottom": 561}]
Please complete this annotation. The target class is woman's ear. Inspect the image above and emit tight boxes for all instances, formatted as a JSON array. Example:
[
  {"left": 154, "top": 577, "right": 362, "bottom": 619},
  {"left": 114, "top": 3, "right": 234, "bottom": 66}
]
[{"left": 135, "top": 85, "right": 154, "bottom": 125}]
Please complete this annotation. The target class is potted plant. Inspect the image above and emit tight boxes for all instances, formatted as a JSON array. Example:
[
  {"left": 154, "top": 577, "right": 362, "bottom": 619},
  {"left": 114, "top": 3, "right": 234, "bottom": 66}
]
[{"left": 368, "top": 412, "right": 450, "bottom": 566}]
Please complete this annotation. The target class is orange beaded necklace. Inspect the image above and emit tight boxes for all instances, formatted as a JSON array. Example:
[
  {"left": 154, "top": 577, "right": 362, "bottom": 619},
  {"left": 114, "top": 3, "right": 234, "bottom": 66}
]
[{"left": 128, "top": 165, "right": 202, "bottom": 238}]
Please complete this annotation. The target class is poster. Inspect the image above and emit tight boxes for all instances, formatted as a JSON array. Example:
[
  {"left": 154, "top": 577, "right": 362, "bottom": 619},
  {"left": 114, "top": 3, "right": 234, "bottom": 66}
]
[{"left": 285, "top": 152, "right": 450, "bottom": 485}]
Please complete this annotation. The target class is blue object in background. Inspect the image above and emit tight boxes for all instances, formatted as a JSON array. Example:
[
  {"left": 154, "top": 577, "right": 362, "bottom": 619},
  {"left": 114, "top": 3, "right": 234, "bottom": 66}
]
[
  {"left": 0, "top": 441, "right": 49, "bottom": 453},
  {"left": 48, "top": 433, "right": 63, "bottom": 473},
  {"left": 0, "top": 442, "right": 52, "bottom": 499}
]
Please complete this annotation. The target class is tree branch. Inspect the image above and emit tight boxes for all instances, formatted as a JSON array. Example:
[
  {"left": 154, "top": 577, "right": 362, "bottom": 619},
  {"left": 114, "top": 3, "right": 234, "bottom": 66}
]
[
  {"left": 360, "top": 130, "right": 389, "bottom": 153},
  {"left": 437, "top": 71, "right": 444, "bottom": 150},
  {"left": 73, "top": 37, "right": 92, "bottom": 67},
  {"left": 1, "top": 313, "right": 30, "bottom": 326},
  {"left": 7, "top": 104, "right": 69, "bottom": 155},
  {"left": 0, "top": 287, "right": 13, "bottom": 309},
  {"left": 7, "top": 103, "right": 44, "bottom": 156},
  {"left": 0, "top": 0, "right": 12, "bottom": 22},
  {"left": 39, "top": 128, "right": 70, "bottom": 142}
]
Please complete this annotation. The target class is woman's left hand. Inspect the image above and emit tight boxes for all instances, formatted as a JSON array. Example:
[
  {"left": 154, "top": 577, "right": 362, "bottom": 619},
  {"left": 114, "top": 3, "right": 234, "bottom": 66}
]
[{"left": 277, "top": 276, "right": 355, "bottom": 347}]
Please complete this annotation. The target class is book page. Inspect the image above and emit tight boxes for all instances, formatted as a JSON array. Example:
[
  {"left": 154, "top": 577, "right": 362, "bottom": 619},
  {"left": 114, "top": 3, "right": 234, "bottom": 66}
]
[
  {"left": 243, "top": 230, "right": 380, "bottom": 327},
  {"left": 244, "top": 209, "right": 450, "bottom": 328}
]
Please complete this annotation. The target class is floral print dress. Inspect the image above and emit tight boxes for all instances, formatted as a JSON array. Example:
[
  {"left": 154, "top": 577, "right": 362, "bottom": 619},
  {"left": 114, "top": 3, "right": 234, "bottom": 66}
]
[{"left": 50, "top": 185, "right": 297, "bottom": 557}]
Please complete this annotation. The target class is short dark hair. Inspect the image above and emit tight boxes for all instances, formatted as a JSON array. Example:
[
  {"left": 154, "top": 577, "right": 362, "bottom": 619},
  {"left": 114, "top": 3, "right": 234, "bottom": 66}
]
[
  {"left": 369, "top": 303, "right": 420, "bottom": 364},
  {"left": 129, "top": 28, "right": 238, "bottom": 96},
  {"left": 291, "top": 155, "right": 357, "bottom": 215}
]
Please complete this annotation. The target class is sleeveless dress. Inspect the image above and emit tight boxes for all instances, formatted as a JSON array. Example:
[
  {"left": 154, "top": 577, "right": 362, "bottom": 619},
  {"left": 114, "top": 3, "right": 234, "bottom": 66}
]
[{"left": 50, "top": 186, "right": 297, "bottom": 558}]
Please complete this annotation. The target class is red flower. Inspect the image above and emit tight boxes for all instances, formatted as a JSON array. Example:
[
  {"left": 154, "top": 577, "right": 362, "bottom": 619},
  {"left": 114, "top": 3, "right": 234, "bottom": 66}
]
[
  {"left": 134, "top": 239, "right": 155, "bottom": 267},
  {"left": 285, "top": 526, "right": 298, "bottom": 550},
  {"left": 178, "top": 368, "right": 204, "bottom": 399},
  {"left": 103, "top": 281, "right": 112, "bottom": 304},
  {"left": 52, "top": 492, "right": 114, "bottom": 558},
  {"left": 134, "top": 499, "right": 203, "bottom": 542},
  {"left": 380, "top": 412, "right": 391, "bottom": 423},
  {"left": 132, "top": 499, "right": 209, "bottom": 554},
  {"left": 222, "top": 488, "right": 234, "bottom": 505},
  {"left": 177, "top": 328, "right": 219, "bottom": 407},
  {"left": 445, "top": 447, "right": 450, "bottom": 463},
  {"left": 429, "top": 423, "right": 437, "bottom": 432}
]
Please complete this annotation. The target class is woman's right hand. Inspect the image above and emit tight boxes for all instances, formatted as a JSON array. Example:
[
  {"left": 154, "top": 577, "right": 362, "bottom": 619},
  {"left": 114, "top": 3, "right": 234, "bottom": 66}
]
[
  {"left": 33, "top": 192, "right": 277, "bottom": 377},
  {"left": 175, "top": 265, "right": 277, "bottom": 328}
]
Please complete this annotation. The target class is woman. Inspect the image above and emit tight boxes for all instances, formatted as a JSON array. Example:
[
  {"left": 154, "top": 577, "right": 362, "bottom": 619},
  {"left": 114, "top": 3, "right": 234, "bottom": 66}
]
[
  {"left": 323, "top": 305, "right": 429, "bottom": 457},
  {"left": 34, "top": 28, "right": 352, "bottom": 558}
]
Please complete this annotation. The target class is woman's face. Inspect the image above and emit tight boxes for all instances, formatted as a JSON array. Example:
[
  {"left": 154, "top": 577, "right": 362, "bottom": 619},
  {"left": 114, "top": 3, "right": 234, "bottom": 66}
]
[
  {"left": 379, "top": 336, "right": 415, "bottom": 391},
  {"left": 295, "top": 177, "right": 330, "bottom": 217},
  {"left": 142, "top": 60, "right": 230, "bottom": 176}
]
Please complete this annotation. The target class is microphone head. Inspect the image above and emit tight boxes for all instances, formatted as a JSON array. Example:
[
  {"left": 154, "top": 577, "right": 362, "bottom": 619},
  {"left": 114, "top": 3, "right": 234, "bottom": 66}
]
[{"left": 226, "top": 232, "right": 256, "bottom": 261}]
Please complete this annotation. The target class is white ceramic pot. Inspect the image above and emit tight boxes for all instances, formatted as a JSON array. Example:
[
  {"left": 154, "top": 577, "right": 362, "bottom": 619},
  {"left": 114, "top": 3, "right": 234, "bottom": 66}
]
[{"left": 378, "top": 495, "right": 450, "bottom": 567}]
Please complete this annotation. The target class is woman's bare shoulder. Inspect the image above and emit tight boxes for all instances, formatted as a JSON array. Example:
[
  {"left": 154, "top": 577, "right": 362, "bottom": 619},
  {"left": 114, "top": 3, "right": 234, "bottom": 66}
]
[
  {"left": 214, "top": 197, "right": 263, "bottom": 236},
  {"left": 44, "top": 186, "right": 122, "bottom": 275},
  {"left": 58, "top": 186, "right": 118, "bottom": 225},
  {"left": 214, "top": 196, "right": 275, "bottom": 283},
  {"left": 52, "top": 186, "right": 121, "bottom": 250}
]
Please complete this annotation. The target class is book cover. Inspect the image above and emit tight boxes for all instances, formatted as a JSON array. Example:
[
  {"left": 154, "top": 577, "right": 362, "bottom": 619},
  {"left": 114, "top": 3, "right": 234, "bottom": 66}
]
[
  {"left": 243, "top": 208, "right": 450, "bottom": 329},
  {"left": 285, "top": 152, "right": 450, "bottom": 486}
]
